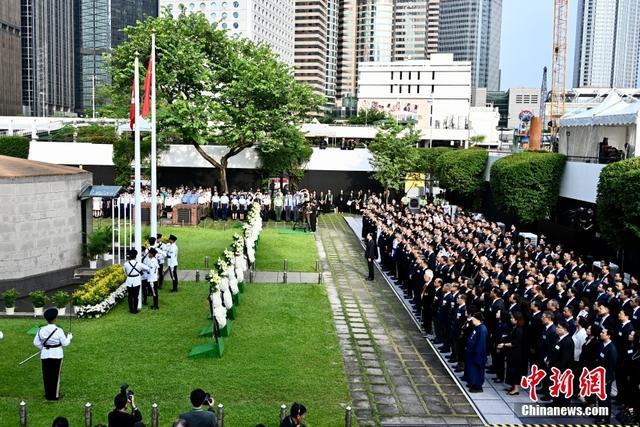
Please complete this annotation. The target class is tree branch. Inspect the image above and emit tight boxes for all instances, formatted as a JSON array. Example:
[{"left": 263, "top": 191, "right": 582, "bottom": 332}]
[{"left": 191, "top": 141, "right": 222, "bottom": 169}]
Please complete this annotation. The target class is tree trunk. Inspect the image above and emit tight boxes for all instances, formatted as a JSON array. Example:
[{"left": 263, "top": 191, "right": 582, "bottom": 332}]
[{"left": 219, "top": 158, "right": 229, "bottom": 193}]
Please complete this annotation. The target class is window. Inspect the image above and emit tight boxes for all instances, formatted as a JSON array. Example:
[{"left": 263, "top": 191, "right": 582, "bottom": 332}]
[
  {"left": 390, "top": 84, "right": 393, "bottom": 94},
  {"left": 432, "top": 71, "right": 435, "bottom": 80},
  {"left": 391, "top": 71, "right": 394, "bottom": 80},
  {"left": 417, "top": 71, "right": 421, "bottom": 79},
  {"left": 233, "top": 0, "right": 239, "bottom": 6},
  {"left": 399, "top": 71, "right": 403, "bottom": 80},
  {"left": 408, "top": 85, "right": 411, "bottom": 94},
  {"left": 399, "top": 85, "right": 403, "bottom": 94},
  {"left": 233, "top": 22, "right": 239, "bottom": 29},
  {"left": 416, "top": 85, "right": 420, "bottom": 94},
  {"left": 408, "top": 71, "right": 412, "bottom": 80},
  {"left": 233, "top": 11, "right": 239, "bottom": 18},
  {"left": 222, "top": 22, "right": 227, "bottom": 28}
]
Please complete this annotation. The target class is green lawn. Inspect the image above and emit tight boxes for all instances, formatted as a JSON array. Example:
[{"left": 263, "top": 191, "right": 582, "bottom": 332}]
[
  {"left": 255, "top": 228, "right": 320, "bottom": 272},
  {"left": 0, "top": 282, "right": 350, "bottom": 426}
]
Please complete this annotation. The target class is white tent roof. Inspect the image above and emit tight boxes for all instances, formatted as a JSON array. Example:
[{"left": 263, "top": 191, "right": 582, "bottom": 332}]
[
  {"left": 559, "top": 91, "right": 623, "bottom": 127},
  {"left": 592, "top": 99, "right": 640, "bottom": 126}
]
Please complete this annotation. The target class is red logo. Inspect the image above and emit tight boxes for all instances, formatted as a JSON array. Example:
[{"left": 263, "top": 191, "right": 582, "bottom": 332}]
[{"left": 520, "top": 365, "right": 608, "bottom": 401}]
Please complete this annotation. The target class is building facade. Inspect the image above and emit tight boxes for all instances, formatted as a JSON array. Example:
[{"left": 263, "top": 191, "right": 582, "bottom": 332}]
[
  {"left": 294, "top": 0, "right": 327, "bottom": 97},
  {"left": 0, "top": 1, "right": 22, "bottom": 115},
  {"left": 324, "top": 0, "right": 339, "bottom": 108},
  {"left": 356, "top": 54, "right": 471, "bottom": 132},
  {"left": 573, "top": 0, "right": 640, "bottom": 88},
  {"left": 335, "top": 0, "right": 358, "bottom": 105},
  {"left": 21, "top": 0, "right": 75, "bottom": 116},
  {"left": 506, "top": 88, "right": 539, "bottom": 130},
  {"left": 437, "top": 0, "right": 501, "bottom": 90},
  {"left": 162, "top": 0, "right": 295, "bottom": 65},
  {"left": 75, "top": 0, "right": 158, "bottom": 116}
]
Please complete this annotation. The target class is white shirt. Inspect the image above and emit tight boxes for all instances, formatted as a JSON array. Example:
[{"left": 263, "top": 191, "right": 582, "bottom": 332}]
[
  {"left": 167, "top": 243, "right": 179, "bottom": 268},
  {"left": 220, "top": 195, "right": 229, "bottom": 205},
  {"left": 572, "top": 327, "right": 587, "bottom": 361},
  {"left": 33, "top": 324, "right": 72, "bottom": 359},
  {"left": 144, "top": 256, "right": 159, "bottom": 282},
  {"left": 123, "top": 260, "right": 150, "bottom": 287},
  {"left": 154, "top": 242, "right": 166, "bottom": 264}
]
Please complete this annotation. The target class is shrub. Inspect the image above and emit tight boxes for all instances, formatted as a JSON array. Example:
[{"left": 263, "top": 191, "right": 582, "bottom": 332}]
[
  {"left": 53, "top": 290, "right": 71, "bottom": 308},
  {"left": 0, "top": 136, "right": 30, "bottom": 159},
  {"left": 86, "top": 226, "right": 112, "bottom": 259},
  {"left": 490, "top": 152, "right": 566, "bottom": 224},
  {"left": 596, "top": 157, "right": 640, "bottom": 248},
  {"left": 435, "top": 148, "right": 488, "bottom": 197},
  {"left": 413, "top": 147, "right": 453, "bottom": 176},
  {"left": 72, "top": 264, "right": 126, "bottom": 306},
  {"left": 29, "top": 290, "right": 48, "bottom": 308},
  {"left": 2, "top": 288, "right": 19, "bottom": 308}
]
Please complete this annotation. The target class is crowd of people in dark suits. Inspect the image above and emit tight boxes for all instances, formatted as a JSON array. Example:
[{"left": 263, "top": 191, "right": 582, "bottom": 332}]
[{"left": 362, "top": 196, "right": 640, "bottom": 424}]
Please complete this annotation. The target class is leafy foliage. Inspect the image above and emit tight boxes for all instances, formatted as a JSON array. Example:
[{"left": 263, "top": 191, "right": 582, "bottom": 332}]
[
  {"left": 72, "top": 264, "right": 126, "bottom": 305},
  {"left": 347, "top": 108, "right": 389, "bottom": 125},
  {"left": 257, "top": 126, "right": 312, "bottom": 188},
  {"left": 412, "top": 147, "right": 453, "bottom": 175},
  {"left": 368, "top": 119, "right": 421, "bottom": 190},
  {"left": 490, "top": 151, "right": 566, "bottom": 224},
  {"left": 2, "top": 288, "right": 18, "bottom": 308},
  {"left": 596, "top": 157, "right": 640, "bottom": 248},
  {"left": 0, "top": 136, "right": 29, "bottom": 159},
  {"left": 86, "top": 226, "right": 113, "bottom": 259},
  {"left": 109, "top": 9, "right": 321, "bottom": 192},
  {"left": 46, "top": 124, "right": 118, "bottom": 144},
  {"left": 435, "top": 148, "right": 488, "bottom": 197}
]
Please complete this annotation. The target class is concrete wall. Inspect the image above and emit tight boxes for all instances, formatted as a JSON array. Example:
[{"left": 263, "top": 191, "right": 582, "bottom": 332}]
[{"left": 0, "top": 173, "right": 92, "bottom": 282}]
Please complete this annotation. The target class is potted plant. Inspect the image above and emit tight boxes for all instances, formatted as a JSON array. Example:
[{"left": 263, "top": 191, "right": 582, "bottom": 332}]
[
  {"left": 86, "top": 228, "right": 108, "bottom": 268},
  {"left": 100, "top": 226, "right": 113, "bottom": 262},
  {"left": 52, "top": 290, "right": 71, "bottom": 316},
  {"left": 29, "top": 290, "right": 48, "bottom": 316},
  {"left": 3, "top": 288, "right": 18, "bottom": 315}
]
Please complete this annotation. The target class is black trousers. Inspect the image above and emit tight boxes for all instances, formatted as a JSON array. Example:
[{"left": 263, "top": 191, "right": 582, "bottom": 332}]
[
  {"left": 142, "top": 280, "right": 149, "bottom": 305},
  {"left": 127, "top": 285, "right": 140, "bottom": 313},
  {"left": 169, "top": 266, "right": 178, "bottom": 291},
  {"left": 149, "top": 281, "right": 159, "bottom": 308},
  {"left": 158, "top": 265, "right": 164, "bottom": 288},
  {"left": 367, "top": 259, "right": 374, "bottom": 279},
  {"left": 42, "top": 358, "right": 63, "bottom": 400}
]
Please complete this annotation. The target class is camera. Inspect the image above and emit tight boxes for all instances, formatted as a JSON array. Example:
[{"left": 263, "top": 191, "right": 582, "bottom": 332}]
[
  {"left": 120, "top": 383, "right": 134, "bottom": 401},
  {"left": 204, "top": 392, "right": 214, "bottom": 406}
]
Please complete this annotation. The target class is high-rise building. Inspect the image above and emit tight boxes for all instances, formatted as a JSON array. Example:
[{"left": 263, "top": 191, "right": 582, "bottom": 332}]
[
  {"left": 437, "top": 0, "right": 501, "bottom": 90},
  {"left": 335, "top": 0, "right": 358, "bottom": 105},
  {"left": 0, "top": 1, "right": 22, "bottom": 115},
  {"left": 573, "top": 0, "right": 640, "bottom": 88},
  {"left": 75, "top": 0, "right": 158, "bottom": 116},
  {"left": 294, "top": 0, "right": 327, "bottom": 97},
  {"left": 161, "top": 0, "right": 295, "bottom": 66},
  {"left": 356, "top": 0, "right": 394, "bottom": 63},
  {"left": 393, "top": 0, "right": 428, "bottom": 61},
  {"left": 21, "top": 0, "right": 75, "bottom": 116},
  {"left": 324, "top": 0, "right": 339, "bottom": 107}
]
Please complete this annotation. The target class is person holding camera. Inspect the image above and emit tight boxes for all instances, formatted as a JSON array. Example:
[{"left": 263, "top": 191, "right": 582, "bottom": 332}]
[
  {"left": 179, "top": 388, "right": 218, "bottom": 427},
  {"left": 280, "top": 402, "right": 306, "bottom": 427},
  {"left": 108, "top": 391, "right": 143, "bottom": 427}
]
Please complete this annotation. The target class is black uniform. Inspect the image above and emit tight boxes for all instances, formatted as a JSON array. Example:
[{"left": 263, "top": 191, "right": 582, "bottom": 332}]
[{"left": 365, "top": 238, "right": 377, "bottom": 280}]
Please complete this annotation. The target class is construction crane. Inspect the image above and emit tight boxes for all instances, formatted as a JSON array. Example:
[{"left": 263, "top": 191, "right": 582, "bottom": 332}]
[
  {"left": 550, "top": 0, "right": 569, "bottom": 143},
  {"left": 540, "top": 66, "right": 547, "bottom": 136}
]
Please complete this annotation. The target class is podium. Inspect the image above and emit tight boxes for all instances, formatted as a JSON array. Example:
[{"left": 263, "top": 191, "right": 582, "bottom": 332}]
[{"left": 172, "top": 204, "right": 206, "bottom": 225}]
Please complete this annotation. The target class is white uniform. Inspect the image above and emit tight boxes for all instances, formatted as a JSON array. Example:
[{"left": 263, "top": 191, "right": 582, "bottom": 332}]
[
  {"left": 166, "top": 243, "right": 179, "bottom": 268},
  {"left": 33, "top": 324, "right": 72, "bottom": 359},
  {"left": 144, "top": 256, "right": 159, "bottom": 282},
  {"left": 124, "top": 260, "right": 149, "bottom": 287}
]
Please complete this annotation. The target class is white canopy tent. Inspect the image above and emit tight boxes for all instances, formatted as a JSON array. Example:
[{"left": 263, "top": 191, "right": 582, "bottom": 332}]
[{"left": 558, "top": 91, "right": 639, "bottom": 159}]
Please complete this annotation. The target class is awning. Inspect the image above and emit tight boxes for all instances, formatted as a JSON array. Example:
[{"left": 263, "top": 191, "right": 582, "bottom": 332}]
[{"left": 79, "top": 185, "right": 122, "bottom": 200}]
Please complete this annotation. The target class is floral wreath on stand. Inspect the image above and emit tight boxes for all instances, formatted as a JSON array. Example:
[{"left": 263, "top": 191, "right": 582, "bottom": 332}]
[{"left": 208, "top": 269, "right": 227, "bottom": 329}]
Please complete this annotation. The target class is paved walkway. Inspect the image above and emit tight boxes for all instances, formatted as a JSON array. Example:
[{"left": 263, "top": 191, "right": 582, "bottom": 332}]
[{"left": 317, "top": 215, "right": 482, "bottom": 426}]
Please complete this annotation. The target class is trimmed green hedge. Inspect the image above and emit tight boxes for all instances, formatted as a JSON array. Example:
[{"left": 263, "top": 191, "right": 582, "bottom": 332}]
[
  {"left": 490, "top": 151, "right": 566, "bottom": 224},
  {"left": 0, "top": 136, "right": 30, "bottom": 159},
  {"left": 596, "top": 157, "right": 640, "bottom": 248},
  {"left": 435, "top": 148, "right": 488, "bottom": 197},
  {"left": 413, "top": 147, "right": 453, "bottom": 175}
]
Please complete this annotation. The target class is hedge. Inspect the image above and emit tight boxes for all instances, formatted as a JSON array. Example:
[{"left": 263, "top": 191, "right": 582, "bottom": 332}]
[
  {"left": 72, "top": 264, "right": 126, "bottom": 306},
  {"left": 413, "top": 146, "right": 453, "bottom": 175},
  {"left": 435, "top": 148, "right": 488, "bottom": 197},
  {"left": 0, "top": 136, "right": 30, "bottom": 159},
  {"left": 596, "top": 157, "right": 640, "bottom": 248},
  {"left": 490, "top": 151, "right": 566, "bottom": 224}
]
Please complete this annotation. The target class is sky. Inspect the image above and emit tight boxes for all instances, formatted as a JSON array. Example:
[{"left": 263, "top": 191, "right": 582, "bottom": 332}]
[{"left": 500, "top": 0, "right": 579, "bottom": 90}]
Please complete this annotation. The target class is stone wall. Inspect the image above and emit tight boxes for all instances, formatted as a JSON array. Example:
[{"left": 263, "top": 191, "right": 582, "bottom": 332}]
[{"left": 0, "top": 173, "right": 92, "bottom": 283}]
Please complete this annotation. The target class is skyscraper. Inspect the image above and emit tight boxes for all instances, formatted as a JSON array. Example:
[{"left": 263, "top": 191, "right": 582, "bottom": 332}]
[
  {"left": 0, "top": 1, "right": 22, "bottom": 115},
  {"left": 75, "top": 0, "right": 158, "bottom": 115},
  {"left": 21, "top": 0, "right": 75, "bottom": 116},
  {"left": 324, "top": 0, "right": 339, "bottom": 107},
  {"left": 393, "top": 0, "right": 429, "bottom": 61},
  {"left": 437, "top": 0, "right": 502, "bottom": 90},
  {"left": 294, "top": 0, "right": 328, "bottom": 97},
  {"left": 161, "top": 0, "right": 295, "bottom": 66},
  {"left": 573, "top": 0, "right": 640, "bottom": 88},
  {"left": 335, "top": 0, "right": 358, "bottom": 105}
]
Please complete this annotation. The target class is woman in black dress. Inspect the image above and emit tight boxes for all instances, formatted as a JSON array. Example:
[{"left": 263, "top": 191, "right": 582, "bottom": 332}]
[{"left": 499, "top": 311, "right": 525, "bottom": 395}]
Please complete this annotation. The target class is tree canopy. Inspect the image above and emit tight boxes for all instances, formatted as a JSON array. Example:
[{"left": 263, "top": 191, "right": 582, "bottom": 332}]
[
  {"left": 109, "top": 8, "right": 321, "bottom": 191},
  {"left": 368, "top": 119, "right": 421, "bottom": 191}
]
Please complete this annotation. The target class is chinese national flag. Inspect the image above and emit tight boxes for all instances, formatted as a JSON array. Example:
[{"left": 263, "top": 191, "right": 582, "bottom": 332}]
[
  {"left": 141, "top": 56, "right": 152, "bottom": 119},
  {"left": 129, "top": 81, "right": 136, "bottom": 130}
]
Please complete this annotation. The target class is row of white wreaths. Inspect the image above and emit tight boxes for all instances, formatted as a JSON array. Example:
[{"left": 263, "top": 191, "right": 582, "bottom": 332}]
[{"left": 209, "top": 202, "right": 262, "bottom": 328}]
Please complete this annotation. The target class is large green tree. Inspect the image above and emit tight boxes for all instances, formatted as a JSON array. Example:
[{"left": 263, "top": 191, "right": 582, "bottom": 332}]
[
  {"left": 109, "top": 8, "right": 320, "bottom": 191},
  {"left": 368, "top": 119, "right": 420, "bottom": 191},
  {"left": 257, "top": 125, "right": 313, "bottom": 188}
]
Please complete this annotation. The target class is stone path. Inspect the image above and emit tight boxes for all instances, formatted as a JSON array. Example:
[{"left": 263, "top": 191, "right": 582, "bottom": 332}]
[{"left": 316, "top": 215, "right": 483, "bottom": 426}]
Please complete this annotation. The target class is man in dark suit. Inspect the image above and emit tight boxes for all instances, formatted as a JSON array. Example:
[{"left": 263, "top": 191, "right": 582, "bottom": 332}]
[
  {"left": 179, "top": 389, "right": 218, "bottom": 427},
  {"left": 365, "top": 233, "right": 377, "bottom": 281},
  {"left": 545, "top": 321, "right": 574, "bottom": 404},
  {"left": 594, "top": 328, "right": 617, "bottom": 423}
]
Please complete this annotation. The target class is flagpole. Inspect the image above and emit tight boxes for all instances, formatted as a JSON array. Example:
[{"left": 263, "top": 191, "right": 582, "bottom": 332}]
[
  {"left": 134, "top": 52, "right": 142, "bottom": 261},
  {"left": 150, "top": 33, "right": 158, "bottom": 240}
]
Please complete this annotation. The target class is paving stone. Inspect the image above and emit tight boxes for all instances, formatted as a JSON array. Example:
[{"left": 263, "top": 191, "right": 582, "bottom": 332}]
[
  {"left": 374, "top": 394, "right": 397, "bottom": 405},
  {"left": 366, "top": 367, "right": 384, "bottom": 376},
  {"left": 368, "top": 375, "right": 388, "bottom": 385},
  {"left": 370, "top": 384, "right": 392, "bottom": 394},
  {"left": 377, "top": 404, "right": 400, "bottom": 416}
]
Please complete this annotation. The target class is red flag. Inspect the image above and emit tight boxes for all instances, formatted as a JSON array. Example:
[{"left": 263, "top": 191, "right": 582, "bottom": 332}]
[
  {"left": 129, "top": 80, "right": 136, "bottom": 130},
  {"left": 141, "top": 56, "right": 153, "bottom": 119}
]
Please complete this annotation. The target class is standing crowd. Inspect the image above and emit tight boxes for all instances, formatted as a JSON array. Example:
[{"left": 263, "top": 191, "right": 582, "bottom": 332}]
[{"left": 362, "top": 196, "right": 640, "bottom": 424}]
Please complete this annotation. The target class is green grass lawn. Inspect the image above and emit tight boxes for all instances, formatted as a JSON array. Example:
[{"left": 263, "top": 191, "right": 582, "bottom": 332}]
[
  {"left": 0, "top": 282, "right": 350, "bottom": 426},
  {"left": 255, "top": 228, "right": 320, "bottom": 272}
]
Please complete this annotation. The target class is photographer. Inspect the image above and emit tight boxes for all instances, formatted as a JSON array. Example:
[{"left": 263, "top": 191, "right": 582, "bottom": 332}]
[
  {"left": 280, "top": 402, "right": 306, "bottom": 427},
  {"left": 179, "top": 388, "right": 218, "bottom": 427},
  {"left": 108, "top": 391, "right": 143, "bottom": 427}
]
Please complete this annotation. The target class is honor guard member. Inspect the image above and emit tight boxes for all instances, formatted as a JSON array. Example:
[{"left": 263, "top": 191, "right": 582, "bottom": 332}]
[
  {"left": 124, "top": 249, "right": 150, "bottom": 314},
  {"left": 167, "top": 234, "right": 179, "bottom": 292},
  {"left": 156, "top": 234, "right": 167, "bottom": 289},
  {"left": 33, "top": 308, "right": 72, "bottom": 400},
  {"left": 211, "top": 192, "right": 220, "bottom": 220},
  {"left": 145, "top": 248, "right": 160, "bottom": 309}
]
